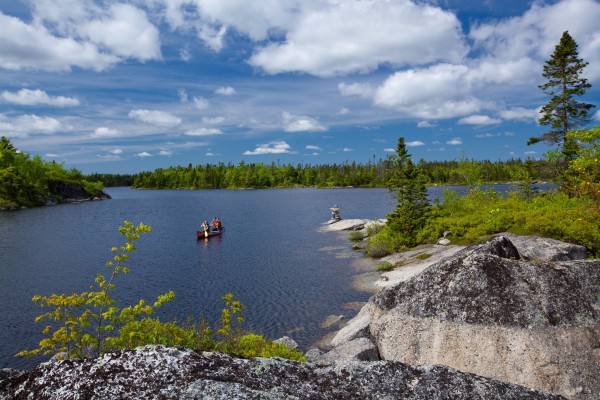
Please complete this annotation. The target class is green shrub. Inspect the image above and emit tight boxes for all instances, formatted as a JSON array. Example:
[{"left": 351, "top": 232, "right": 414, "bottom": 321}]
[
  {"left": 365, "top": 231, "right": 395, "bottom": 258},
  {"left": 348, "top": 231, "right": 366, "bottom": 242},
  {"left": 376, "top": 261, "right": 394, "bottom": 272},
  {"left": 419, "top": 189, "right": 600, "bottom": 256},
  {"left": 19, "top": 222, "right": 308, "bottom": 362},
  {"left": 235, "top": 334, "right": 306, "bottom": 361},
  {"left": 366, "top": 222, "right": 384, "bottom": 236}
]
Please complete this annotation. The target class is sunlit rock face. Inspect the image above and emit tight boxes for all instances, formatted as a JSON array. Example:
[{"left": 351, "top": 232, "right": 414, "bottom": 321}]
[{"left": 368, "top": 235, "right": 600, "bottom": 400}]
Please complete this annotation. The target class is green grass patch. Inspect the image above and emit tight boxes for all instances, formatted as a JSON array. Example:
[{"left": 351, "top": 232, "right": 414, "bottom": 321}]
[
  {"left": 415, "top": 253, "right": 432, "bottom": 260},
  {"left": 367, "top": 188, "right": 600, "bottom": 257}
]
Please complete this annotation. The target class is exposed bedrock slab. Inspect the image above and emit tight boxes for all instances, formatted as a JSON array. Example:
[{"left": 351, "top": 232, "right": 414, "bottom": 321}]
[
  {"left": 368, "top": 235, "right": 600, "bottom": 399},
  {"left": 0, "top": 345, "right": 565, "bottom": 400}
]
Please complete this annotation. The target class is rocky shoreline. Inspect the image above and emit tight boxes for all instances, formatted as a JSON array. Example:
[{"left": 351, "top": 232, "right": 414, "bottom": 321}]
[
  {"left": 2, "top": 219, "right": 598, "bottom": 399},
  {"left": 315, "top": 219, "right": 599, "bottom": 399},
  {"left": 0, "top": 181, "right": 111, "bottom": 211}
]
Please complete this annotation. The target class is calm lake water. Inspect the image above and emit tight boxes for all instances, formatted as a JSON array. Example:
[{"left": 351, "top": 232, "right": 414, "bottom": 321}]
[{"left": 0, "top": 184, "right": 549, "bottom": 369}]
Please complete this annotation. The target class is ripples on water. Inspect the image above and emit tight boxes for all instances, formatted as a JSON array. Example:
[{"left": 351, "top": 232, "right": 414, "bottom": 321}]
[
  {"left": 1, "top": 188, "right": 396, "bottom": 369},
  {"left": 0, "top": 184, "right": 553, "bottom": 369}
]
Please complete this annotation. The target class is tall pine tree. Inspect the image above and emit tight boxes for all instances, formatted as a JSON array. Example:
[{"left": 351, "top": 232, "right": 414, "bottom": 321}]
[{"left": 529, "top": 31, "right": 595, "bottom": 155}]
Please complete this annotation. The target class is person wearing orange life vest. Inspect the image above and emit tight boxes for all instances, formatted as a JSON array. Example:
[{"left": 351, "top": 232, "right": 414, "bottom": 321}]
[{"left": 212, "top": 217, "right": 222, "bottom": 231}]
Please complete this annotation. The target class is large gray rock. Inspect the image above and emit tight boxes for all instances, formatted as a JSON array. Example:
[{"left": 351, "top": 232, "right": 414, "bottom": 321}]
[
  {"left": 0, "top": 345, "right": 565, "bottom": 400},
  {"left": 368, "top": 235, "right": 600, "bottom": 399},
  {"left": 498, "top": 233, "right": 587, "bottom": 261},
  {"left": 330, "top": 303, "right": 374, "bottom": 348},
  {"left": 317, "top": 337, "right": 380, "bottom": 363}
]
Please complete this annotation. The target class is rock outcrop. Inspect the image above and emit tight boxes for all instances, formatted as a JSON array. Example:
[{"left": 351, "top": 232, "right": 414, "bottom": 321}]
[
  {"left": 331, "top": 235, "right": 599, "bottom": 399},
  {"left": 46, "top": 181, "right": 111, "bottom": 205},
  {"left": 0, "top": 345, "right": 565, "bottom": 399}
]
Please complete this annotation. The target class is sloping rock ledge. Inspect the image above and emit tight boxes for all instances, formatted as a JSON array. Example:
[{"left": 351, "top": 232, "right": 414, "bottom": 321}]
[
  {"left": 0, "top": 345, "right": 565, "bottom": 400},
  {"left": 326, "top": 234, "right": 599, "bottom": 400}
]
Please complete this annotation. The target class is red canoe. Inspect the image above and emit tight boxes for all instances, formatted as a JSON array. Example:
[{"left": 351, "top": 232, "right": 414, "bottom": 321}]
[{"left": 196, "top": 228, "right": 224, "bottom": 239}]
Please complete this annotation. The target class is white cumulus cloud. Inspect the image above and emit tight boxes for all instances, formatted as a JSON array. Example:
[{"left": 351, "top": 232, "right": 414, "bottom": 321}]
[
  {"left": 282, "top": 111, "right": 327, "bottom": 132},
  {"left": 417, "top": 121, "right": 437, "bottom": 128},
  {"left": 94, "top": 127, "right": 119, "bottom": 137},
  {"left": 0, "top": 113, "right": 64, "bottom": 137},
  {"left": 446, "top": 138, "right": 463, "bottom": 145},
  {"left": 184, "top": 128, "right": 223, "bottom": 136},
  {"left": 193, "top": 96, "right": 210, "bottom": 110},
  {"left": 202, "top": 116, "right": 226, "bottom": 124},
  {"left": 80, "top": 3, "right": 161, "bottom": 61},
  {"left": 243, "top": 141, "right": 293, "bottom": 155},
  {"left": 499, "top": 107, "right": 539, "bottom": 121},
  {"left": 458, "top": 115, "right": 501, "bottom": 125},
  {"left": 373, "top": 64, "right": 483, "bottom": 119},
  {"left": 338, "top": 82, "right": 373, "bottom": 99},
  {"left": 406, "top": 141, "right": 425, "bottom": 147},
  {"left": 1, "top": 89, "right": 79, "bottom": 107},
  {"left": 248, "top": 0, "right": 466, "bottom": 77},
  {"left": 128, "top": 109, "right": 181, "bottom": 127},
  {"left": 215, "top": 86, "right": 236, "bottom": 95}
]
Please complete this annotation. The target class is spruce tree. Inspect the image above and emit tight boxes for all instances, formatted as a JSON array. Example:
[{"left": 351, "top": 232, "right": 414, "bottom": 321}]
[
  {"left": 386, "top": 137, "right": 430, "bottom": 248},
  {"left": 529, "top": 31, "right": 595, "bottom": 154}
]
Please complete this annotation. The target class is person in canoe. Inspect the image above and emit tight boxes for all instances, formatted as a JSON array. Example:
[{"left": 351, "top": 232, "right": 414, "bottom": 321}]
[
  {"left": 201, "top": 220, "right": 210, "bottom": 238},
  {"left": 211, "top": 217, "right": 222, "bottom": 231}
]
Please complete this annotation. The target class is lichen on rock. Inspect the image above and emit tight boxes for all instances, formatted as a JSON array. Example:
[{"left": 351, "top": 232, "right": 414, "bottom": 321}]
[{"left": 0, "top": 345, "right": 565, "bottom": 400}]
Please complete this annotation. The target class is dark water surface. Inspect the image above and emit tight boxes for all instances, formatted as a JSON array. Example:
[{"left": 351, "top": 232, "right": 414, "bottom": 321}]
[
  {"left": 1, "top": 187, "right": 399, "bottom": 369},
  {"left": 0, "top": 184, "right": 553, "bottom": 369}
]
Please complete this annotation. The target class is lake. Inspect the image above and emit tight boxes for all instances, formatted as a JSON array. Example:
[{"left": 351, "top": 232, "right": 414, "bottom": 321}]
[
  {"left": 1, "top": 187, "right": 398, "bottom": 369},
  {"left": 0, "top": 184, "right": 550, "bottom": 369}
]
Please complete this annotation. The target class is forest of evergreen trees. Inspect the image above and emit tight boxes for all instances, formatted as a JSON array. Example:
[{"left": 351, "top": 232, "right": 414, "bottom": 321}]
[{"left": 129, "top": 158, "right": 557, "bottom": 190}]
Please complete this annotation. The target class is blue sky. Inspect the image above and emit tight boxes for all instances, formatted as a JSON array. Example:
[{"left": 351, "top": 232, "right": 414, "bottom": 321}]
[{"left": 1, "top": 0, "right": 599, "bottom": 174}]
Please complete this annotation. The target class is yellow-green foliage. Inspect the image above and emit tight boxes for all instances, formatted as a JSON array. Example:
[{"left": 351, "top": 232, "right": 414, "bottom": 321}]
[
  {"left": 562, "top": 126, "right": 600, "bottom": 208},
  {"left": 418, "top": 188, "right": 600, "bottom": 255},
  {"left": 18, "top": 222, "right": 174, "bottom": 359},
  {"left": 234, "top": 334, "right": 306, "bottom": 361},
  {"left": 108, "top": 317, "right": 215, "bottom": 352},
  {"left": 367, "top": 187, "right": 600, "bottom": 257}
]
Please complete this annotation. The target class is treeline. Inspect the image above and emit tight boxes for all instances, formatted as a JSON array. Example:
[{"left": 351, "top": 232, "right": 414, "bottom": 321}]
[
  {"left": 86, "top": 173, "right": 137, "bottom": 187},
  {"left": 0, "top": 136, "right": 104, "bottom": 207},
  {"left": 130, "top": 158, "right": 557, "bottom": 189}
]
